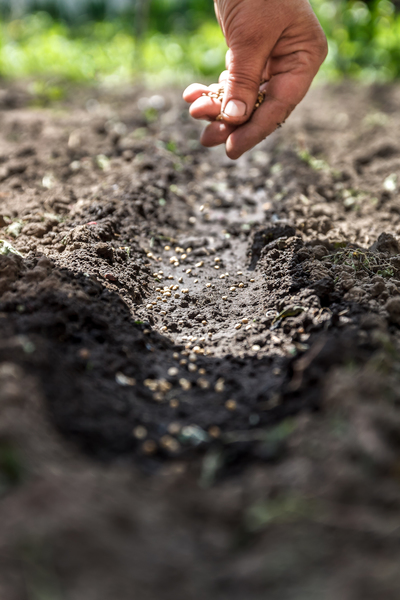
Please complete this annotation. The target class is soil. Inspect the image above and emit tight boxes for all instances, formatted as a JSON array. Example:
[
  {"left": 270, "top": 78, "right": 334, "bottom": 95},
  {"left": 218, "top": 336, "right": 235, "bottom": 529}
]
[{"left": 1, "top": 80, "right": 400, "bottom": 598}]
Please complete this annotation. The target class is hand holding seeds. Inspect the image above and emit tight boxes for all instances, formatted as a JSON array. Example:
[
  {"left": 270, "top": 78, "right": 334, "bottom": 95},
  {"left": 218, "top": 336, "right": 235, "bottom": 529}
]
[{"left": 183, "top": 0, "right": 327, "bottom": 159}]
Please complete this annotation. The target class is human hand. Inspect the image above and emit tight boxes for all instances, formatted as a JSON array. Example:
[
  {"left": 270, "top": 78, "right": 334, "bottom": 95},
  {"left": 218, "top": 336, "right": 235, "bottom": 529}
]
[{"left": 183, "top": 0, "right": 327, "bottom": 159}]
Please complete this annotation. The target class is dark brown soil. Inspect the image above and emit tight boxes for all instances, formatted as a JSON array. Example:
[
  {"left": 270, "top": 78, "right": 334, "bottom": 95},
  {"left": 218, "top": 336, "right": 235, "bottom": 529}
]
[{"left": 1, "top": 81, "right": 400, "bottom": 598}]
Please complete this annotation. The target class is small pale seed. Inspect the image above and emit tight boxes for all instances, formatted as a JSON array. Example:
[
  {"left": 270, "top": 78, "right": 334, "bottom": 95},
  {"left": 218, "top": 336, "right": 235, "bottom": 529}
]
[
  {"left": 179, "top": 378, "right": 191, "bottom": 390},
  {"left": 208, "top": 426, "right": 221, "bottom": 438},
  {"left": 142, "top": 440, "right": 157, "bottom": 455},
  {"left": 215, "top": 378, "right": 225, "bottom": 392},
  {"left": 168, "top": 367, "right": 179, "bottom": 377},
  {"left": 225, "top": 399, "right": 237, "bottom": 411},
  {"left": 235, "top": 323, "right": 242, "bottom": 330},
  {"left": 133, "top": 426, "right": 147, "bottom": 439},
  {"left": 168, "top": 422, "right": 181, "bottom": 435},
  {"left": 160, "top": 435, "right": 180, "bottom": 453}
]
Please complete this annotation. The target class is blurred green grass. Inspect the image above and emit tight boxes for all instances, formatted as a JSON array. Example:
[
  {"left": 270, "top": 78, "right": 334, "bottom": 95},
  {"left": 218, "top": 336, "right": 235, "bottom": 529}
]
[{"left": 0, "top": 0, "right": 399, "bottom": 92}]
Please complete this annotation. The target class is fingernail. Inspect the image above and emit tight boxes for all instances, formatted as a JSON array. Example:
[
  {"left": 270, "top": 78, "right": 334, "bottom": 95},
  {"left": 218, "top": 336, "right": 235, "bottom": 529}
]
[{"left": 223, "top": 100, "right": 247, "bottom": 118}]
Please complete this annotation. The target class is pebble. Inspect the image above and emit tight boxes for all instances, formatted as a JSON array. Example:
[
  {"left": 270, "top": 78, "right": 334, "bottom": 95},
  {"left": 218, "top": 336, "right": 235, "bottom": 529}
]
[{"left": 115, "top": 372, "right": 136, "bottom": 386}]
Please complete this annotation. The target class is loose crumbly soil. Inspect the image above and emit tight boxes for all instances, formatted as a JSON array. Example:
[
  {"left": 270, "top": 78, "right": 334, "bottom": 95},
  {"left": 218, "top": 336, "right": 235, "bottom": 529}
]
[{"left": 1, "top": 81, "right": 400, "bottom": 598}]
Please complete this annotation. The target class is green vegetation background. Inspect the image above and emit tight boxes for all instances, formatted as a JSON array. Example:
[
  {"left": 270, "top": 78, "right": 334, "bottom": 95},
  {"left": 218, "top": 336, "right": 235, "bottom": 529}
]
[{"left": 0, "top": 0, "right": 399, "bottom": 91}]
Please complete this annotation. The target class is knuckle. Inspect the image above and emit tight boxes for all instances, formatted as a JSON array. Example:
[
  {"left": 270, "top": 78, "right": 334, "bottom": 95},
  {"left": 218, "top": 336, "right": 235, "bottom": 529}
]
[{"left": 315, "top": 33, "right": 329, "bottom": 62}]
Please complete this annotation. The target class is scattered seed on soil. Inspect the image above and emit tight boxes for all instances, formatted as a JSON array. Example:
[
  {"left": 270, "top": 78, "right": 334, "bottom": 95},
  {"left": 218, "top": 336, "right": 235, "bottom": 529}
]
[
  {"left": 167, "top": 367, "right": 179, "bottom": 377},
  {"left": 197, "top": 378, "right": 210, "bottom": 389},
  {"left": 208, "top": 426, "right": 221, "bottom": 438},
  {"left": 160, "top": 435, "right": 180, "bottom": 453},
  {"left": 142, "top": 440, "right": 157, "bottom": 455},
  {"left": 235, "top": 324, "right": 242, "bottom": 330},
  {"left": 252, "top": 345, "right": 261, "bottom": 352},
  {"left": 215, "top": 378, "right": 225, "bottom": 392},
  {"left": 179, "top": 378, "right": 191, "bottom": 391},
  {"left": 133, "top": 426, "right": 147, "bottom": 440},
  {"left": 225, "top": 400, "right": 237, "bottom": 411}
]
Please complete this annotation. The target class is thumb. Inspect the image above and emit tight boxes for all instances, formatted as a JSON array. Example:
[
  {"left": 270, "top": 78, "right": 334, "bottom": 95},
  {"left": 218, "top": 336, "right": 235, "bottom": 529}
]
[{"left": 221, "top": 47, "right": 266, "bottom": 124}]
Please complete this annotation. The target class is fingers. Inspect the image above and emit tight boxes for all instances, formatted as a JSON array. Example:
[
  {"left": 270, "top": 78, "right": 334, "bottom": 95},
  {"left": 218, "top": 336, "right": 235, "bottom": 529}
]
[
  {"left": 183, "top": 83, "right": 210, "bottom": 103},
  {"left": 225, "top": 69, "right": 314, "bottom": 159},
  {"left": 189, "top": 96, "right": 222, "bottom": 121},
  {"left": 200, "top": 121, "right": 237, "bottom": 147}
]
